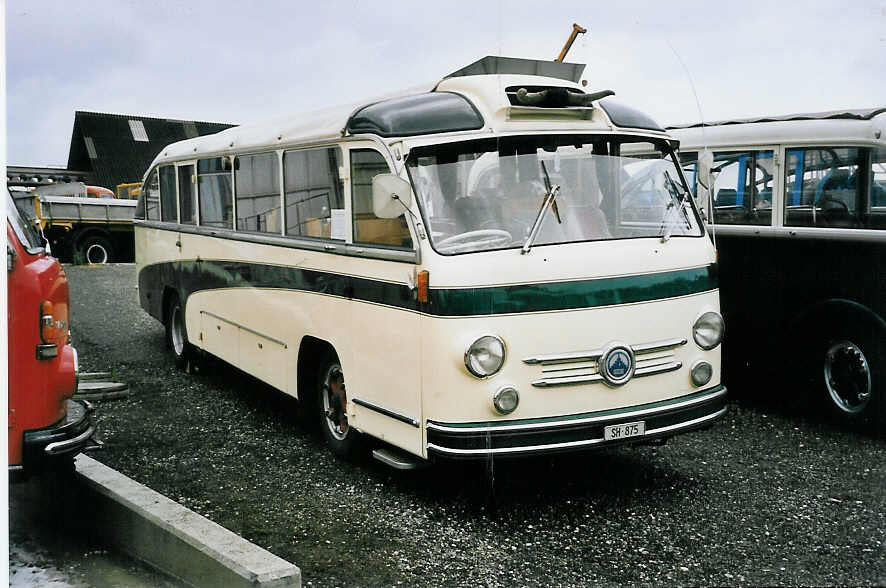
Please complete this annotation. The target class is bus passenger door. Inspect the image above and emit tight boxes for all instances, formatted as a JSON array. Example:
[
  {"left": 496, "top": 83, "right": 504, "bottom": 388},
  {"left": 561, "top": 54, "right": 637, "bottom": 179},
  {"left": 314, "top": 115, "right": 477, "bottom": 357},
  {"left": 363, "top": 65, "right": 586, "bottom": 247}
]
[{"left": 343, "top": 145, "right": 424, "bottom": 457}]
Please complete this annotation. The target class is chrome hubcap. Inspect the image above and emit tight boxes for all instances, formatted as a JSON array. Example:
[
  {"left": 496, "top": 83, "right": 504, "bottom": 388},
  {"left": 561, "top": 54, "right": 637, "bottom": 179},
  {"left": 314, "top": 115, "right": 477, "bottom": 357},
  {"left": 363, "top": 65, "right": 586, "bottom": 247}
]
[
  {"left": 322, "top": 363, "right": 348, "bottom": 441},
  {"left": 824, "top": 340, "right": 872, "bottom": 414}
]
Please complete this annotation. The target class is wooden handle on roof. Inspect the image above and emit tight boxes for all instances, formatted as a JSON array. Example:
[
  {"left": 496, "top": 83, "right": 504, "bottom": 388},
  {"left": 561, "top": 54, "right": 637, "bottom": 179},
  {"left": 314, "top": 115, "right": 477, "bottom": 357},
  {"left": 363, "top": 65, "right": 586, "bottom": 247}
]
[{"left": 555, "top": 23, "right": 587, "bottom": 62}]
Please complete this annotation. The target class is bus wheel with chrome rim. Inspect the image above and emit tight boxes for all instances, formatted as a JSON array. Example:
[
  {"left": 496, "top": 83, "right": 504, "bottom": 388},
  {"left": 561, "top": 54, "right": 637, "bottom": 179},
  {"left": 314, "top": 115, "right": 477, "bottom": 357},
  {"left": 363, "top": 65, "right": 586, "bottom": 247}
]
[
  {"left": 165, "top": 293, "right": 193, "bottom": 370},
  {"left": 317, "top": 353, "right": 359, "bottom": 458},
  {"left": 815, "top": 329, "right": 883, "bottom": 432}
]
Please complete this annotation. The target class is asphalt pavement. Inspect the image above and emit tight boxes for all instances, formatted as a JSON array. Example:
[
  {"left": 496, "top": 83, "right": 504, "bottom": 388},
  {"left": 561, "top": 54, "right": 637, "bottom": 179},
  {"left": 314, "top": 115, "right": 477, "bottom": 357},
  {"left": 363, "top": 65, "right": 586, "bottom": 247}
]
[{"left": 61, "top": 263, "right": 886, "bottom": 587}]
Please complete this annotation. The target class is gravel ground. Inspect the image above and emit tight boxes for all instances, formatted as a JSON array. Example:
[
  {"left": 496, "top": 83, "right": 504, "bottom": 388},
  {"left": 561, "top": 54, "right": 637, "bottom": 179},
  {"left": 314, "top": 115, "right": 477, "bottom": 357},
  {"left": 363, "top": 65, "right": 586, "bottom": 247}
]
[{"left": 68, "top": 263, "right": 886, "bottom": 587}]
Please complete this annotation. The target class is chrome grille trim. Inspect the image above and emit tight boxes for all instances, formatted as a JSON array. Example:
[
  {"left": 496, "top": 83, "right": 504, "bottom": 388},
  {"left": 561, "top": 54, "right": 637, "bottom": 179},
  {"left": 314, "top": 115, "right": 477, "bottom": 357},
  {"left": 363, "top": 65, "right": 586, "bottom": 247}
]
[
  {"left": 527, "top": 337, "right": 687, "bottom": 388},
  {"left": 523, "top": 349, "right": 604, "bottom": 365},
  {"left": 631, "top": 338, "right": 687, "bottom": 354}
]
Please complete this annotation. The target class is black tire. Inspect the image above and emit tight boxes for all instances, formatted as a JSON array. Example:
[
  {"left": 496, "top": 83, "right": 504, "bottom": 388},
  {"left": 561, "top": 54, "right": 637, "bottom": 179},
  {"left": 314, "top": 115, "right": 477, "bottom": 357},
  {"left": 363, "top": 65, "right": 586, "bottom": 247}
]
[
  {"left": 812, "top": 327, "right": 883, "bottom": 432},
  {"left": 165, "top": 293, "right": 194, "bottom": 369},
  {"left": 316, "top": 351, "right": 360, "bottom": 458},
  {"left": 79, "top": 234, "right": 114, "bottom": 264}
]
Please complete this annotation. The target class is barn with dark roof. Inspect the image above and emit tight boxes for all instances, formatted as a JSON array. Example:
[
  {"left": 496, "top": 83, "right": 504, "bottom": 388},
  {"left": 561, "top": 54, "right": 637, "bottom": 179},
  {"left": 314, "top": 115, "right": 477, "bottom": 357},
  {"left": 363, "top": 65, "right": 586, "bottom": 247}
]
[{"left": 65, "top": 111, "right": 235, "bottom": 190}]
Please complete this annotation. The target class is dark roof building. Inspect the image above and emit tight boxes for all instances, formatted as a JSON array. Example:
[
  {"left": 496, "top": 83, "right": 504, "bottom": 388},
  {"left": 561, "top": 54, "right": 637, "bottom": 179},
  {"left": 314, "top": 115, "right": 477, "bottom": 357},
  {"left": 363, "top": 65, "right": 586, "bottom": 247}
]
[{"left": 66, "top": 111, "right": 235, "bottom": 190}]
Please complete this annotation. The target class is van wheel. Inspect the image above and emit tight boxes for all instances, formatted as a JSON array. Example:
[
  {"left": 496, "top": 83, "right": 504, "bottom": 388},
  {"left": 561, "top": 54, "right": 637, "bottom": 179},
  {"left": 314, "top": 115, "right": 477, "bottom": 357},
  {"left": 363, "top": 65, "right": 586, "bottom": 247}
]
[
  {"left": 79, "top": 235, "right": 113, "bottom": 264},
  {"left": 317, "top": 353, "right": 359, "bottom": 458},
  {"left": 815, "top": 329, "right": 883, "bottom": 431},
  {"left": 165, "top": 294, "right": 193, "bottom": 369}
]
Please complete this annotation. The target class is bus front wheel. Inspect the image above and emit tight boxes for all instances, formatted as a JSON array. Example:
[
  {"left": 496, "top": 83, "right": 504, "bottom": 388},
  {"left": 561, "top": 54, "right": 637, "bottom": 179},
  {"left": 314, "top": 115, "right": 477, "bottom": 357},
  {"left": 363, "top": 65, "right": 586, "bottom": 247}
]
[{"left": 317, "top": 353, "right": 359, "bottom": 458}]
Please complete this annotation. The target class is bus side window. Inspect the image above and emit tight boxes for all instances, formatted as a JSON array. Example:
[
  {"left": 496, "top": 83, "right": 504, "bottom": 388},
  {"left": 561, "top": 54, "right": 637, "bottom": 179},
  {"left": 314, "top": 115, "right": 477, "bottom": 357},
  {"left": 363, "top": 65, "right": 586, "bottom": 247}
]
[
  {"left": 711, "top": 150, "right": 773, "bottom": 226},
  {"left": 868, "top": 147, "right": 886, "bottom": 230},
  {"left": 197, "top": 157, "right": 233, "bottom": 229},
  {"left": 784, "top": 147, "right": 862, "bottom": 229},
  {"left": 178, "top": 165, "right": 196, "bottom": 225},
  {"left": 236, "top": 153, "right": 281, "bottom": 234},
  {"left": 284, "top": 147, "right": 344, "bottom": 239},
  {"left": 159, "top": 165, "right": 177, "bottom": 223},
  {"left": 351, "top": 149, "right": 413, "bottom": 249},
  {"left": 678, "top": 151, "right": 698, "bottom": 198},
  {"left": 142, "top": 169, "right": 160, "bottom": 221}
]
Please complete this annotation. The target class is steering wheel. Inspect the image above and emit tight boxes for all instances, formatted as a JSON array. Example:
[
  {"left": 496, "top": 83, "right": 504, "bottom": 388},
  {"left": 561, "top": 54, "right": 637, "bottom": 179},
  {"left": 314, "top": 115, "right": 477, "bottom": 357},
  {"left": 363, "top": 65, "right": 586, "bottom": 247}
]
[
  {"left": 818, "top": 196, "right": 849, "bottom": 212},
  {"left": 436, "top": 229, "right": 512, "bottom": 249}
]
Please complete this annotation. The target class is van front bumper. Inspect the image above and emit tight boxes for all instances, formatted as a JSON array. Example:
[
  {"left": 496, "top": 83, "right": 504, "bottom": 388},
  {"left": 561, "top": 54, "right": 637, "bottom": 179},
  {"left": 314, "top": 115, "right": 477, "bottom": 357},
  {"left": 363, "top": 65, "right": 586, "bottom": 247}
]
[
  {"left": 426, "top": 385, "right": 727, "bottom": 459},
  {"left": 21, "top": 399, "right": 101, "bottom": 471}
]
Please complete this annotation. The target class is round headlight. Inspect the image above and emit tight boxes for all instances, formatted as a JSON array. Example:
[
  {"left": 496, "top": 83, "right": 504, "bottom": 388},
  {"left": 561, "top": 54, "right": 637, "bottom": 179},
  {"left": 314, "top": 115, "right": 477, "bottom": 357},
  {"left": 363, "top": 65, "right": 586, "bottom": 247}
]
[
  {"left": 493, "top": 386, "right": 519, "bottom": 415},
  {"left": 464, "top": 335, "right": 506, "bottom": 378},
  {"left": 693, "top": 311, "right": 724, "bottom": 350},
  {"left": 690, "top": 360, "right": 713, "bottom": 387}
]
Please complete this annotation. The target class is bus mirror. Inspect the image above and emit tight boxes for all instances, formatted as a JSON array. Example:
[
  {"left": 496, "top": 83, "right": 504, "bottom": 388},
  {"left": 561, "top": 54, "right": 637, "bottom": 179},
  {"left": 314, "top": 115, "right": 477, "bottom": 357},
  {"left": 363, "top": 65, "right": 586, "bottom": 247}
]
[
  {"left": 696, "top": 149, "right": 714, "bottom": 218},
  {"left": 697, "top": 149, "right": 713, "bottom": 194},
  {"left": 372, "top": 174, "right": 412, "bottom": 219}
]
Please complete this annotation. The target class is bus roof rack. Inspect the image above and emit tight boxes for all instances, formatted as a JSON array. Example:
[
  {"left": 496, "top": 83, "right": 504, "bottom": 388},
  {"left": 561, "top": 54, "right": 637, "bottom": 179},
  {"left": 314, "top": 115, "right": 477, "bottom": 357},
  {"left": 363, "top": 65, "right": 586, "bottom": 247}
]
[
  {"left": 667, "top": 107, "right": 886, "bottom": 130},
  {"left": 444, "top": 56, "right": 586, "bottom": 84}
]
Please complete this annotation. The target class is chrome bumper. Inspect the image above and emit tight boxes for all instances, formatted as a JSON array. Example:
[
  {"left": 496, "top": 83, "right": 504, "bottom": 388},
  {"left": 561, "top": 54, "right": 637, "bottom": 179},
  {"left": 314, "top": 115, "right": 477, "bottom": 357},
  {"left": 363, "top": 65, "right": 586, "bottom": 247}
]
[
  {"left": 22, "top": 399, "right": 102, "bottom": 469},
  {"left": 426, "top": 385, "right": 727, "bottom": 459}
]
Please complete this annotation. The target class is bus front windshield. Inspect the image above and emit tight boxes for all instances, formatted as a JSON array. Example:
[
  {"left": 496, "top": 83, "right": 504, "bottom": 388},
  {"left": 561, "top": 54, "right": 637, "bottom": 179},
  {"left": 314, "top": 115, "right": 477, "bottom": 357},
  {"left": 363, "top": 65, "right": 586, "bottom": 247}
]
[{"left": 407, "top": 136, "right": 703, "bottom": 254}]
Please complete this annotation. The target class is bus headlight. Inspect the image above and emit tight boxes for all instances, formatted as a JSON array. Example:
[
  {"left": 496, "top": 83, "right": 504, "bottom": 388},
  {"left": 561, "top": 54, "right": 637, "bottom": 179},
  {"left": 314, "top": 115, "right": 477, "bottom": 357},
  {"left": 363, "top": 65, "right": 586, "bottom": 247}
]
[
  {"left": 690, "top": 360, "right": 713, "bottom": 387},
  {"left": 464, "top": 335, "right": 506, "bottom": 378},
  {"left": 693, "top": 312, "right": 724, "bottom": 350},
  {"left": 493, "top": 386, "right": 519, "bottom": 415}
]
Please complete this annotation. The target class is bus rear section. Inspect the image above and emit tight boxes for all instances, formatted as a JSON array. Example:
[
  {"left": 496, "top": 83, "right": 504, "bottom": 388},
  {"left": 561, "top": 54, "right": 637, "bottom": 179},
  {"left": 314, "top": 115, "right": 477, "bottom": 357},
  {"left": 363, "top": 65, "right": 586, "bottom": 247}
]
[{"left": 671, "top": 108, "right": 886, "bottom": 432}]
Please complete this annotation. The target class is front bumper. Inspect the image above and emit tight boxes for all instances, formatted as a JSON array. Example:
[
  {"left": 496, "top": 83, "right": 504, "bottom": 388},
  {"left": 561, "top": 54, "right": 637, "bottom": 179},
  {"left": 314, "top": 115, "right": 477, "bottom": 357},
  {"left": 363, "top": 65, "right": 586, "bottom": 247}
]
[
  {"left": 21, "top": 399, "right": 101, "bottom": 471},
  {"left": 426, "top": 385, "right": 727, "bottom": 459}
]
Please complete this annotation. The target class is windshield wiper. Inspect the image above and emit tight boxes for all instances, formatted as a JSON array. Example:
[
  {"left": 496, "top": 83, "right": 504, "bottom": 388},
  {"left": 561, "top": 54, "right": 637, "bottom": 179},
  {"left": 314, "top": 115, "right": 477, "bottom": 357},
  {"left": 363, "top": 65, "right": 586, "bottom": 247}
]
[
  {"left": 659, "top": 170, "right": 692, "bottom": 242},
  {"left": 522, "top": 161, "right": 561, "bottom": 254}
]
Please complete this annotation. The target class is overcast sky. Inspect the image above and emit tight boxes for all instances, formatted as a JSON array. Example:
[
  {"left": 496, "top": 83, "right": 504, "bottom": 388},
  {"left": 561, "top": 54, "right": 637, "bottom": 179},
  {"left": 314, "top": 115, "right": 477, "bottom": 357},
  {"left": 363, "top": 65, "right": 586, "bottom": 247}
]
[{"left": 6, "top": 0, "right": 886, "bottom": 167}]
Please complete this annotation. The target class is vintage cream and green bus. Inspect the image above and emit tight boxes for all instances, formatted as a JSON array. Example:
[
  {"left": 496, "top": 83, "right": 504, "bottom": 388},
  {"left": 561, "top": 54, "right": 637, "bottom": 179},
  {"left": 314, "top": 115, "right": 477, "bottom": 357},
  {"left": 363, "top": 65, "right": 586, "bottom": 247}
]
[{"left": 134, "top": 57, "right": 726, "bottom": 467}]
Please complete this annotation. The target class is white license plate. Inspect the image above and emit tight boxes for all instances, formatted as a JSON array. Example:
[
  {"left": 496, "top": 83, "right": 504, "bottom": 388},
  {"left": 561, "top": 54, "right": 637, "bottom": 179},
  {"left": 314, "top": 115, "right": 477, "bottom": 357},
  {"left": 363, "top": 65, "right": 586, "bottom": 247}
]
[{"left": 604, "top": 421, "right": 645, "bottom": 441}]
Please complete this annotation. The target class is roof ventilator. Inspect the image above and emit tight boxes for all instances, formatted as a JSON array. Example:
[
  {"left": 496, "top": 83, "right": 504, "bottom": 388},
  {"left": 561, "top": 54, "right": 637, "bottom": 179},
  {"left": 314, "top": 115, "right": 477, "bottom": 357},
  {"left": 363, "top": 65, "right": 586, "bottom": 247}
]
[{"left": 506, "top": 86, "right": 615, "bottom": 121}]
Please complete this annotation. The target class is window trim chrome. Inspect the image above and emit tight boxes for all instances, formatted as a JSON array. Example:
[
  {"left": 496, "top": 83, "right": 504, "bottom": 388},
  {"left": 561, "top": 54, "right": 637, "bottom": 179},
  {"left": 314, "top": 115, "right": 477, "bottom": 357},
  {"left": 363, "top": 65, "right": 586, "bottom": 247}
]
[{"left": 134, "top": 220, "right": 419, "bottom": 264}]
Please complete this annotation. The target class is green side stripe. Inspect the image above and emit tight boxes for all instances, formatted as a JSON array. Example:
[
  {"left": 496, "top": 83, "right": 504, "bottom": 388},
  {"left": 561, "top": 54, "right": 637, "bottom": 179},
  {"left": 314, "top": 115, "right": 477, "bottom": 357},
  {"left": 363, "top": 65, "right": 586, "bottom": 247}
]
[
  {"left": 428, "top": 265, "right": 717, "bottom": 316},
  {"left": 139, "top": 260, "right": 717, "bottom": 318}
]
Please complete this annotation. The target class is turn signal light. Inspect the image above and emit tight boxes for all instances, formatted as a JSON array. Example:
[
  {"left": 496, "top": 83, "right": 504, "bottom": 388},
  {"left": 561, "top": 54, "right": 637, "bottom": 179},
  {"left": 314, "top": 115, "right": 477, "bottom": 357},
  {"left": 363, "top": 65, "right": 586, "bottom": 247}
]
[
  {"left": 417, "top": 270, "right": 429, "bottom": 304},
  {"left": 40, "top": 300, "right": 65, "bottom": 344}
]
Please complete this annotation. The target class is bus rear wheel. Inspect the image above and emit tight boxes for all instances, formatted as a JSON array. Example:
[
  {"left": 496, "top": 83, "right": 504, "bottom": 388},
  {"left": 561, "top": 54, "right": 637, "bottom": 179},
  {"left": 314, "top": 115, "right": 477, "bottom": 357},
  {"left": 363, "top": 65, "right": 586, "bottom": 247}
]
[
  {"left": 165, "top": 294, "right": 193, "bottom": 369},
  {"left": 815, "top": 330, "right": 883, "bottom": 432},
  {"left": 317, "top": 353, "right": 359, "bottom": 458}
]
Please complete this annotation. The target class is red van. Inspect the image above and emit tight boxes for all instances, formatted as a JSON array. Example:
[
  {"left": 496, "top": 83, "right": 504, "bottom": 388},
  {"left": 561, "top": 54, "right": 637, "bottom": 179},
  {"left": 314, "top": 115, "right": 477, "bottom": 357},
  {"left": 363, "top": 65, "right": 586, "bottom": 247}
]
[{"left": 7, "top": 190, "right": 98, "bottom": 476}]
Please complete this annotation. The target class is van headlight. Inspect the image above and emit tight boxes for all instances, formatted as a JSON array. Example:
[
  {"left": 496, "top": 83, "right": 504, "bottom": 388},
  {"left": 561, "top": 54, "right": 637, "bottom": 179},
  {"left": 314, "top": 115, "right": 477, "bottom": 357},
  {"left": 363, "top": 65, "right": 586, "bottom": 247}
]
[
  {"left": 464, "top": 335, "right": 506, "bottom": 378},
  {"left": 693, "top": 311, "right": 724, "bottom": 350}
]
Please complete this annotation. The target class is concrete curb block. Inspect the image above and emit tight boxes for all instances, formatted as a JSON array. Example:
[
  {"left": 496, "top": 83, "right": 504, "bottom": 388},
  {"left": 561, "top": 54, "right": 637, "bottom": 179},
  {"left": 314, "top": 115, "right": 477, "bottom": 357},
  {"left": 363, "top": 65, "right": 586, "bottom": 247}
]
[{"left": 74, "top": 455, "right": 301, "bottom": 588}]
